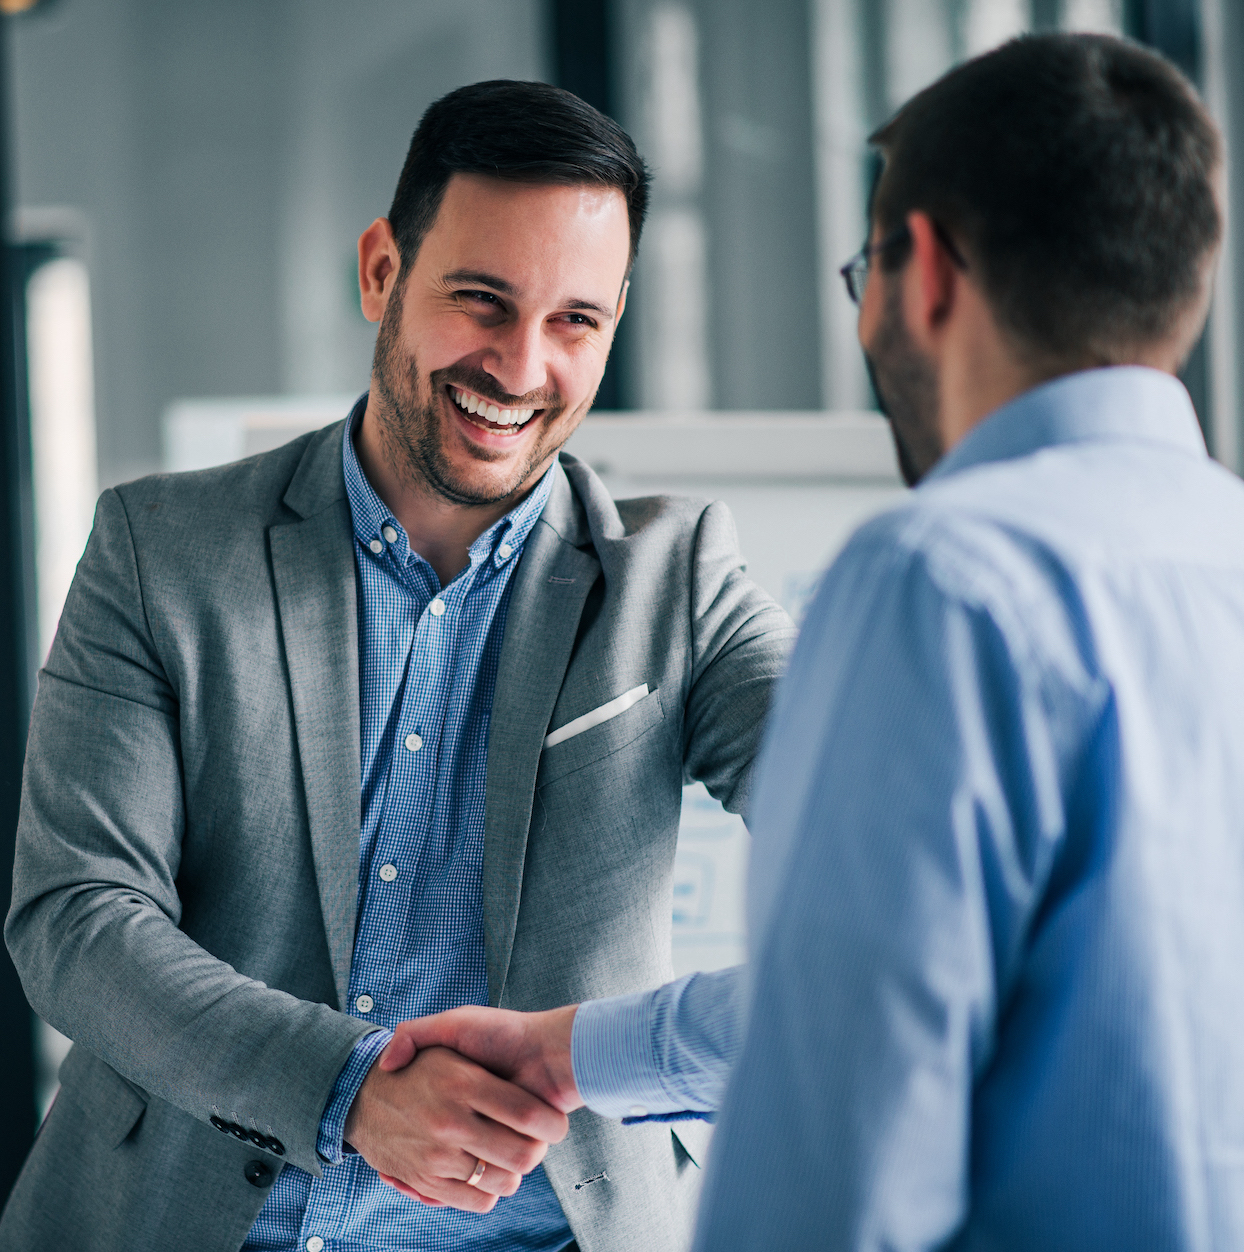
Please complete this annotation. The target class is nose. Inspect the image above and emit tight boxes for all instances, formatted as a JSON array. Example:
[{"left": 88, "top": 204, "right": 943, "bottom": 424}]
[{"left": 481, "top": 315, "right": 549, "bottom": 400}]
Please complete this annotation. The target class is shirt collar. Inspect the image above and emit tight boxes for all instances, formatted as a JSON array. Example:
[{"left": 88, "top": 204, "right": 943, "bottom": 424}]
[
  {"left": 341, "top": 394, "right": 555, "bottom": 573},
  {"left": 922, "top": 366, "right": 1207, "bottom": 486}
]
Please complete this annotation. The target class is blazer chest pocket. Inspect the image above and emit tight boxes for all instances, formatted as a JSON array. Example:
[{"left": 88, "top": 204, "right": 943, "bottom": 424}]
[{"left": 537, "top": 686, "right": 665, "bottom": 788}]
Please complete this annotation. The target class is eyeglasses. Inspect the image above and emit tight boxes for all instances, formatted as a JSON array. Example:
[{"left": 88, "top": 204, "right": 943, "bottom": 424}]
[{"left": 838, "top": 221, "right": 968, "bottom": 306}]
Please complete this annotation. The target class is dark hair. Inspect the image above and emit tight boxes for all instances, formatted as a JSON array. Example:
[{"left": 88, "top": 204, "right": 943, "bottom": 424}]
[
  {"left": 388, "top": 80, "right": 649, "bottom": 275},
  {"left": 870, "top": 34, "right": 1221, "bottom": 362}
]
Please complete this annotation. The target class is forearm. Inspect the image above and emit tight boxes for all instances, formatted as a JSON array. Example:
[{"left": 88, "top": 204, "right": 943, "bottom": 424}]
[
  {"left": 9, "top": 874, "right": 377, "bottom": 1172},
  {"left": 571, "top": 966, "right": 745, "bottom": 1118},
  {"left": 7, "top": 683, "right": 377, "bottom": 1173}
]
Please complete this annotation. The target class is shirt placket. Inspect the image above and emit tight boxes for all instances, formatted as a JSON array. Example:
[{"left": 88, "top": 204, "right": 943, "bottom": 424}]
[{"left": 348, "top": 562, "right": 483, "bottom": 1031}]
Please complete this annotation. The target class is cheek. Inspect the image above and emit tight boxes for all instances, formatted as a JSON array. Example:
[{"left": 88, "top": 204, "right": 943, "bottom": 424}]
[
  {"left": 554, "top": 337, "right": 612, "bottom": 406},
  {"left": 857, "top": 280, "right": 880, "bottom": 346},
  {"left": 405, "top": 309, "right": 490, "bottom": 376}
]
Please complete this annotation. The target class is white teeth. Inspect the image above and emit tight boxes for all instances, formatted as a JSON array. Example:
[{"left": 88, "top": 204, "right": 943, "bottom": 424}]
[{"left": 451, "top": 387, "right": 538, "bottom": 428}]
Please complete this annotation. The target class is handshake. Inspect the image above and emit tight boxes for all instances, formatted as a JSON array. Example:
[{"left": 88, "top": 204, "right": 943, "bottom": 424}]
[{"left": 343, "top": 1003, "right": 582, "bottom": 1213}]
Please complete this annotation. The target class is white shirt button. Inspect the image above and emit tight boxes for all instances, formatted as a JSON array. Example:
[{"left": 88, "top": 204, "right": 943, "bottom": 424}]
[
  {"left": 306, "top": 1238, "right": 324, "bottom": 1252},
  {"left": 628, "top": 1104, "right": 648, "bottom": 1117},
  {"left": 379, "top": 863, "right": 398, "bottom": 882},
  {"left": 355, "top": 994, "right": 374, "bottom": 1014},
  {"left": 368, "top": 538, "right": 383, "bottom": 555},
  {"left": 382, "top": 525, "right": 398, "bottom": 543},
  {"left": 498, "top": 542, "right": 513, "bottom": 561},
  {"left": 404, "top": 733, "right": 422, "bottom": 752},
  {"left": 429, "top": 598, "right": 446, "bottom": 616}
]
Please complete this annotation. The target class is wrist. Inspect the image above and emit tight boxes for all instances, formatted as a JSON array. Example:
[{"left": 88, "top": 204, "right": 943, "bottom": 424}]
[
  {"left": 328, "top": 1029, "right": 391, "bottom": 1164},
  {"left": 535, "top": 1004, "right": 582, "bottom": 1112}
]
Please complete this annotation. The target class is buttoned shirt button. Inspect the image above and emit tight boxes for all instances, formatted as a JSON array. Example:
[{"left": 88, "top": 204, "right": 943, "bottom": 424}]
[
  {"left": 306, "top": 1238, "right": 325, "bottom": 1252},
  {"left": 368, "top": 538, "right": 383, "bottom": 555},
  {"left": 355, "top": 994, "right": 374, "bottom": 1014},
  {"left": 382, "top": 525, "right": 398, "bottom": 543},
  {"left": 429, "top": 598, "right": 446, "bottom": 616},
  {"left": 628, "top": 1104, "right": 648, "bottom": 1117},
  {"left": 498, "top": 542, "right": 513, "bottom": 560},
  {"left": 379, "top": 863, "right": 398, "bottom": 882},
  {"left": 404, "top": 732, "right": 422, "bottom": 752}
]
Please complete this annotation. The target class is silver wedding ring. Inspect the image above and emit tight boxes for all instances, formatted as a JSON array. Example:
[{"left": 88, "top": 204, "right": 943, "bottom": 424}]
[{"left": 466, "top": 1157, "right": 487, "bottom": 1188}]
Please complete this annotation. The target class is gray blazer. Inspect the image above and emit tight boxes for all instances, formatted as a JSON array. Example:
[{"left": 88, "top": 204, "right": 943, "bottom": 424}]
[{"left": 2, "top": 420, "right": 793, "bottom": 1252}]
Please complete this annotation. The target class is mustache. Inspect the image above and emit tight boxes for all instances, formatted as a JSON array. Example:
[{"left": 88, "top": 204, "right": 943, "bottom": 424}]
[{"left": 431, "top": 364, "right": 560, "bottom": 412}]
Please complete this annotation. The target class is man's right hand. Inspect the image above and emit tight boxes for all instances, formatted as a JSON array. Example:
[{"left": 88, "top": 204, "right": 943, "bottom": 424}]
[{"left": 343, "top": 1044, "right": 569, "bottom": 1213}]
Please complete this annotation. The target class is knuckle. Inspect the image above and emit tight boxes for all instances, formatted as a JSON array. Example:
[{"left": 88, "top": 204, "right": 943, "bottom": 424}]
[{"left": 427, "top": 1112, "right": 458, "bottom": 1141}]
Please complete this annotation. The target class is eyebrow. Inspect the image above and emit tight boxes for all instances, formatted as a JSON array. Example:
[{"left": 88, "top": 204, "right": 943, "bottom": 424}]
[{"left": 442, "top": 268, "right": 615, "bottom": 320}]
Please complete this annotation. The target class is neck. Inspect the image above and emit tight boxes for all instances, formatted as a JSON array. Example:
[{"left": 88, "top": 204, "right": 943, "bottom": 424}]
[
  {"left": 354, "top": 398, "right": 530, "bottom": 587},
  {"left": 935, "top": 289, "right": 1068, "bottom": 459}
]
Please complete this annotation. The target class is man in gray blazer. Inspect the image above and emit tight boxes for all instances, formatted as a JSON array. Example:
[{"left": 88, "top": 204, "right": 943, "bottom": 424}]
[{"left": 2, "top": 82, "right": 792, "bottom": 1252}]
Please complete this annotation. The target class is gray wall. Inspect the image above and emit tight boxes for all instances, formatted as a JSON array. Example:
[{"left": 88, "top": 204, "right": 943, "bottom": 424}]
[
  {"left": 9, "top": 0, "right": 547, "bottom": 488},
  {"left": 1207, "top": 0, "right": 1244, "bottom": 471},
  {"left": 698, "top": 0, "right": 822, "bottom": 411},
  {"left": 612, "top": 0, "right": 824, "bottom": 412}
]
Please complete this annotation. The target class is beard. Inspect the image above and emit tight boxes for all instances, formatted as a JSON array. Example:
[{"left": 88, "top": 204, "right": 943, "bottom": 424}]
[
  {"left": 864, "top": 280, "right": 942, "bottom": 487},
  {"left": 369, "top": 280, "right": 571, "bottom": 508}
]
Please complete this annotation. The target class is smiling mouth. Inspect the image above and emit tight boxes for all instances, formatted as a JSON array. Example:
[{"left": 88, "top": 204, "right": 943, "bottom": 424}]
[{"left": 448, "top": 385, "right": 542, "bottom": 434}]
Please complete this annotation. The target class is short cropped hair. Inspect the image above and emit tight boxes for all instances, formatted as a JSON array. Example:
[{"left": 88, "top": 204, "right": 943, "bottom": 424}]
[
  {"left": 871, "top": 34, "right": 1221, "bottom": 362},
  {"left": 388, "top": 80, "right": 649, "bottom": 275}
]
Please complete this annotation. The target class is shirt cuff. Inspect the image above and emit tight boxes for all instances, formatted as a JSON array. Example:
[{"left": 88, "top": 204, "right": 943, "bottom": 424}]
[
  {"left": 316, "top": 1027, "right": 393, "bottom": 1166},
  {"left": 572, "top": 988, "right": 676, "bottom": 1118},
  {"left": 571, "top": 968, "right": 744, "bottom": 1121}
]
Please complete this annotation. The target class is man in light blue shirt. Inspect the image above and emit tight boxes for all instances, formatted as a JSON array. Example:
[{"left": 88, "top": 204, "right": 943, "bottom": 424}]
[{"left": 388, "top": 33, "right": 1244, "bottom": 1250}]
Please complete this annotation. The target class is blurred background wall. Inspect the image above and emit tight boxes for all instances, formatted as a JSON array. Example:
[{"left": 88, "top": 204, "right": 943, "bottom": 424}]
[{"left": 3, "top": 0, "right": 1244, "bottom": 1204}]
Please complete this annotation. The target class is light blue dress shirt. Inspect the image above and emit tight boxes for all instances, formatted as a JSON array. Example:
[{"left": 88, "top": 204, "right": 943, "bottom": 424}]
[
  {"left": 580, "top": 366, "right": 1244, "bottom": 1250},
  {"left": 245, "top": 401, "right": 572, "bottom": 1252}
]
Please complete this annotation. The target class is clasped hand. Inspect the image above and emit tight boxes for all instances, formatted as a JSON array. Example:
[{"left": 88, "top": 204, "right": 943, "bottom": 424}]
[{"left": 344, "top": 1004, "right": 581, "bottom": 1213}]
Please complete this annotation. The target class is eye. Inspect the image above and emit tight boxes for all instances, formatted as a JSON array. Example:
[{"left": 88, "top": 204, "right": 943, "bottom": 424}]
[
  {"left": 460, "top": 290, "right": 501, "bottom": 306},
  {"left": 558, "top": 312, "right": 597, "bottom": 328}
]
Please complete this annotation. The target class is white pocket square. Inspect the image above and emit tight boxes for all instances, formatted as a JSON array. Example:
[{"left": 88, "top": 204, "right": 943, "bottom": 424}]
[{"left": 543, "top": 684, "right": 650, "bottom": 749}]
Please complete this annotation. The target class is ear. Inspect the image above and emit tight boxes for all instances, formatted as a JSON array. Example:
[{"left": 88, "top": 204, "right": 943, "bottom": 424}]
[
  {"left": 614, "top": 278, "right": 629, "bottom": 326},
  {"left": 358, "top": 218, "right": 402, "bottom": 324},
  {"left": 904, "top": 210, "right": 960, "bottom": 347}
]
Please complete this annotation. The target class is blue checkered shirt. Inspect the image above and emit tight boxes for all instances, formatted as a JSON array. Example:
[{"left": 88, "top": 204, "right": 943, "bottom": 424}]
[{"left": 244, "top": 401, "right": 571, "bottom": 1251}]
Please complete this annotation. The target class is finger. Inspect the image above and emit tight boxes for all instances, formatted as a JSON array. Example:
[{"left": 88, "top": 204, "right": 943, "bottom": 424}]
[
  {"left": 418, "top": 1176, "right": 502, "bottom": 1214},
  {"left": 376, "top": 1170, "right": 443, "bottom": 1206},
  {"left": 380, "top": 1013, "right": 466, "bottom": 1072},
  {"left": 467, "top": 1067, "right": 570, "bottom": 1144},
  {"left": 382, "top": 1168, "right": 500, "bottom": 1214},
  {"left": 379, "top": 1032, "right": 417, "bottom": 1072},
  {"left": 451, "top": 1117, "right": 551, "bottom": 1178},
  {"left": 459, "top": 1157, "right": 524, "bottom": 1199}
]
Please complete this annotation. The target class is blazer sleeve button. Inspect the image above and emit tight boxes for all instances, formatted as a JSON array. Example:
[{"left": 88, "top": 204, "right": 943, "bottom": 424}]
[
  {"left": 244, "top": 1160, "right": 275, "bottom": 1188},
  {"left": 210, "top": 1115, "right": 228, "bottom": 1132},
  {"left": 264, "top": 1135, "right": 286, "bottom": 1156}
]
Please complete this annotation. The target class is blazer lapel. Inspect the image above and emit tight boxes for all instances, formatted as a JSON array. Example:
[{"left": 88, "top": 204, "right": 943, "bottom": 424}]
[
  {"left": 270, "top": 425, "right": 361, "bottom": 1012},
  {"left": 484, "top": 469, "right": 599, "bottom": 1004}
]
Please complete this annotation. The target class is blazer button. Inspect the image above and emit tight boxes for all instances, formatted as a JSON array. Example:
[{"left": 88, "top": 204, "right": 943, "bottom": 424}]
[
  {"left": 265, "top": 1135, "right": 286, "bottom": 1156},
  {"left": 244, "top": 1159, "right": 275, "bottom": 1188}
]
